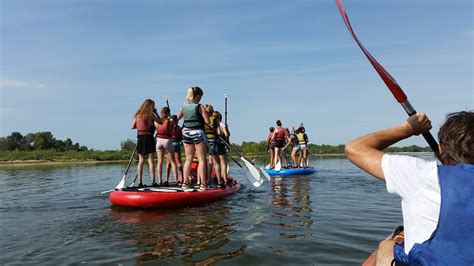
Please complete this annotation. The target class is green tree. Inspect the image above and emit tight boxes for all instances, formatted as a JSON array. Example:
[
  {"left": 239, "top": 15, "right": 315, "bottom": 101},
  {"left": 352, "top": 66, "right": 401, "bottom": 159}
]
[
  {"left": 64, "top": 138, "right": 74, "bottom": 151},
  {"left": 53, "top": 140, "right": 66, "bottom": 152},
  {"left": 121, "top": 139, "right": 136, "bottom": 152},
  {"left": 34, "top": 132, "right": 55, "bottom": 150},
  {"left": 0, "top": 137, "right": 7, "bottom": 151},
  {"left": 6, "top": 132, "right": 27, "bottom": 150}
]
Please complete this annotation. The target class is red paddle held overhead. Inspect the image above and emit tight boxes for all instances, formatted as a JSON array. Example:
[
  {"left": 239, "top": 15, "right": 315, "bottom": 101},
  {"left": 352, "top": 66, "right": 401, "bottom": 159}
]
[{"left": 335, "top": 0, "right": 439, "bottom": 155}]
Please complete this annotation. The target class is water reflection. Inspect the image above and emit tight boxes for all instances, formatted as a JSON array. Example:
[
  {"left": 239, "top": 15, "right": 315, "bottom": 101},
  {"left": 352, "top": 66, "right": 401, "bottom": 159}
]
[
  {"left": 267, "top": 176, "right": 313, "bottom": 240},
  {"left": 109, "top": 204, "right": 245, "bottom": 264}
]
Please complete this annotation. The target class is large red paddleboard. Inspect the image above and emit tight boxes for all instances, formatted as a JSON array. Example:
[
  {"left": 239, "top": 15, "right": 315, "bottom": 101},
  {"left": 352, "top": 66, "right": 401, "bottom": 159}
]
[{"left": 109, "top": 179, "right": 240, "bottom": 209}]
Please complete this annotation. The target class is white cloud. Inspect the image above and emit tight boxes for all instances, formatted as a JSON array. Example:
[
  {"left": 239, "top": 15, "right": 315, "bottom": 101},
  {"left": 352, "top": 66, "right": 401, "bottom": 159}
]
[{"left": 0, "top": 79, "right": 47, "bottom": 90}]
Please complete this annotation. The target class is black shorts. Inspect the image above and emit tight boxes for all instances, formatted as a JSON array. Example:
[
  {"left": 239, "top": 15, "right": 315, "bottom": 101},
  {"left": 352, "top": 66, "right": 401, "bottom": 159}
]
[
  {"left": 137, "top": 134, "right": 155, "bottom": 155},
  {"left": 208, "top": 140, "right": 225, "bottom": 155},
  {"left": 272, "top": 139, "right": 284, "bottom": 149}
]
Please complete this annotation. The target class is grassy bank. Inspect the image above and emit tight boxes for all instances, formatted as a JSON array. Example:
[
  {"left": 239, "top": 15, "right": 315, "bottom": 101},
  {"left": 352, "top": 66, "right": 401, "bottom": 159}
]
[{"left": 0, "top": 150, "right": 132, "bottom": 162}]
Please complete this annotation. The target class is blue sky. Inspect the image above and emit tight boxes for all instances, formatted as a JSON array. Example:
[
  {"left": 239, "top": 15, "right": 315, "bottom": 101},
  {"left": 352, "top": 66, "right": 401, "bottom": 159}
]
[{"left": 1, "top": 0, "right": 472, "bottom": 150}]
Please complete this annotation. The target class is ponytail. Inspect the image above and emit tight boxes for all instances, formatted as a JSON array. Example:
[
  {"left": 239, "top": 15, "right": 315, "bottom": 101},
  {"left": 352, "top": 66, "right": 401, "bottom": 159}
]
[{"left": 186, "top": 86, "right": 203, "bottom": 103}]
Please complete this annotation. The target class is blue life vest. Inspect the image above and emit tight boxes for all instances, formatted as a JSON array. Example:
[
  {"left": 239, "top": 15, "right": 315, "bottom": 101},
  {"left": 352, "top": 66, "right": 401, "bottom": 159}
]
[{"left": 394, "top": 163, "right": 474, "bottom": 265}]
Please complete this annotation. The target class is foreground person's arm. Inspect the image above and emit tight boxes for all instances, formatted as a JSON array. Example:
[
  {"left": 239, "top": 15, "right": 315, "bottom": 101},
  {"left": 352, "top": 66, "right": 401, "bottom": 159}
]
[{"left": 345, "top": 112, "right": 432, "bottom": 181}]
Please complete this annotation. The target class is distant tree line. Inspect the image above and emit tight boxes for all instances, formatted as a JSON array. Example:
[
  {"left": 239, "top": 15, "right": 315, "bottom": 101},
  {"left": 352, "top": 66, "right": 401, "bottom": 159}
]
[
  {"left": 0, "top": 132, "right": 433, "bottom": 162},
  {"left": 0, "top": 132, "right": 88, "bottom": 152},
  {"left": 234, "top": 141, "right": 431, "bottom": 155}
]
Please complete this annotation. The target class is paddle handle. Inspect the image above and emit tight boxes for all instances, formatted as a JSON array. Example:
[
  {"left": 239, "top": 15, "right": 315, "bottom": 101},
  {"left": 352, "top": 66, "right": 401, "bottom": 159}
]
[
  {"left": 401, "top": 100, "right": 439, "bottom": 155},
  {"left": 224, "top": 94, "right": 228, "bottom": 126},
  {"left": 165, "top": 96, "right": 170, "bottom": 111}
]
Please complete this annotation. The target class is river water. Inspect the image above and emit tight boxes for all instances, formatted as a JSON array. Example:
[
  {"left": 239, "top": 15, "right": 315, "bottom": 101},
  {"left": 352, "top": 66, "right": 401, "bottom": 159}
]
[{"left": 0, "top": 154, "right": 435, "bottom": 265}]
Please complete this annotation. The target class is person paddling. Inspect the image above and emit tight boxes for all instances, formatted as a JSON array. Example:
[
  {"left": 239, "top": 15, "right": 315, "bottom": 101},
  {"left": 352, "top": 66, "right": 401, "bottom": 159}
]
[
  {"left": 345, "top": 111, "right": 474, "bottom": 265},
  {"left": 289, "top": 128, "right": 301, "bottom": 168},
  {"left": 272, "top": 120, "right": 286, "bottom": 169},
  {"left": 131, "top": 99, "right": 162, "bottom": 188},
  {"left": 267, "top": 127, "right": 276, "bottom": 168},
  {"left": 215, "top": 111, "right": 231, "bottom": 187},
  {"left": 166, "top": 115, "right": 183, "bottom": 184},
  {"left": 296, "top": 125, "right": 309, "bottom": 168},
  {"left": 204, "top": 104, "right": 224, "bottom": 188},
  {"left": 176, "top": 86, "right": 210, "bottom": 190},
  {"left": 155, "top": 107, "right": 178, "bottom": 186},
  {"left": 280, "top": 128, "right": 292, "bottom": 168}
]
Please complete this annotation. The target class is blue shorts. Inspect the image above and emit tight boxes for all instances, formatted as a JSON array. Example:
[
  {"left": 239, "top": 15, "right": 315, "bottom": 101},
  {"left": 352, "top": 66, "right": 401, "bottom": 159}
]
[{"left": 171, "top": 141, "right": 181, "bottom": 152}]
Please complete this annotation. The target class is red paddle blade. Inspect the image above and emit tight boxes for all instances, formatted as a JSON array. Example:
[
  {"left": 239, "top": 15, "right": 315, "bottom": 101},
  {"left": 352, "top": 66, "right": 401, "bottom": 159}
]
[{"left": 335, "top": 0, "right": 407, "bottom": 103}]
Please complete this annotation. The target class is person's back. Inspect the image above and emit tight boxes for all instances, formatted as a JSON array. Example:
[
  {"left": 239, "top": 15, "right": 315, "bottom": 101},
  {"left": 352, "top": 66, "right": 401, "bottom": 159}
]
[
  {"left": 345, "top": 111, "right": 474, "bottom": 265},
  {"left": 406, "top": 163, "right": 474, "bottom": 265}
]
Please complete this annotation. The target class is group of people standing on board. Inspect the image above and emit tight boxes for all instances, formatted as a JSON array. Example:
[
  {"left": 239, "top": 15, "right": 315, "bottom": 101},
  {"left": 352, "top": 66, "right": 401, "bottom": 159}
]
[
  {"left": 267, "top": 120, "right": 310, "bottom": 169},
  {"left": 131, "top": 86, "right": 232, "bottom": 190}
]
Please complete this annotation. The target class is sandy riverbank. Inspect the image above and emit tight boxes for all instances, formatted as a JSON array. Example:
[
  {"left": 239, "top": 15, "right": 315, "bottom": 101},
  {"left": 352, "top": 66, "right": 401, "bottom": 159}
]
[{"left": 0, "top": 160, "right": 127, "bottom": 168}]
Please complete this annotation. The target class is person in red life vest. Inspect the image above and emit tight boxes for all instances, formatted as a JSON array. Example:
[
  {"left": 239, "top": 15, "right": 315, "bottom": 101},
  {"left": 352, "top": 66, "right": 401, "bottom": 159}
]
[
  {"left": 280, "top": 128, "right": 292, "bottom": 168},
  {"left": 267, "top": 127, "right": 276, "bottom": 169},
  {"left": 155, "top": 107, "right": 179, "bottom": 186},
  {"left": 271, "top": 120, "right": 286, "bottom": 169},
  {"left": 131, "top": 99, "right": 162, "bottom": 188},
  {"left": 166, "top": 115, "right": 183, "bottom": 184},
  {"left": 176, "top": 86, "right": 210, "bottom": 190},
  {"left": 345, "top": 111, "right": 474, "bottom": 265}
]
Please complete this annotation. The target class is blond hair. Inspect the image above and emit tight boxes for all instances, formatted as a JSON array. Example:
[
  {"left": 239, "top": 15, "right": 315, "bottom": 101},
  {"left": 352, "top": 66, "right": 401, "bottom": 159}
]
[
  {"left": 186, "top": 86, "right": 203, "bottom": 103},
  {"left": 135, "top": 99, "right": 155, "bottom": 119},
  {"left": 205, "top": 104, "right": 214, "bottom": 113}
]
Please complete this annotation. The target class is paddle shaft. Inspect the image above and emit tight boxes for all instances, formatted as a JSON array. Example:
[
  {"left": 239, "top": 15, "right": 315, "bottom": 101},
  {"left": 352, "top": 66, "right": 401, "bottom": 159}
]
[
  {"left": 124, "top": 144, "right": 138, "bottom": 177},
  {"left": 400, "top": 101, "right": 439, "bottom": 154},
  {"left": 224, "top": 94, "right": 228, "bottom": 126},
  {"left": 229, "top": 155, "right": 243, "bottom": 168},
  {"left": 205, "top": 122, "right": 249, "bottom": 165},
  {"left": 335, "top": 0, "right": 439, "bottom": 155}
]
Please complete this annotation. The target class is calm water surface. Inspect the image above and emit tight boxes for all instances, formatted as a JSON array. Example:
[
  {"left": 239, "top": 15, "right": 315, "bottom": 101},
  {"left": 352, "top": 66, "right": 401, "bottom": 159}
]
[{"left": 0, "top": 154, "right": 436, "bottom": 265}]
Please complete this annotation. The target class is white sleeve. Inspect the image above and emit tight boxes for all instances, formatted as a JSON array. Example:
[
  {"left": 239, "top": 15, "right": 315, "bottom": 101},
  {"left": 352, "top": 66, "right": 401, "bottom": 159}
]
[{"left": 382, "top": 154, "right": 438, "bottom": 199}]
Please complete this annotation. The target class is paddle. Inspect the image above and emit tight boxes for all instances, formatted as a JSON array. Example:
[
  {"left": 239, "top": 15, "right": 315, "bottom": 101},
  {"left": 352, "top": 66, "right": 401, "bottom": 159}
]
[
  {"left": 100, "top": 144, "right": 137, "bottom": 194},
  {"left": 252, "top": 156, "right": 271, "bottom": 181},
  {"left": 224, "top": 94, "right": 228, "bottom": 126},
  {"left": 228, "top": 154, "right": 243, "bottom": 168},
  {"left": 335, "top": 0, "right": 439, "bottom": 155},
  {"left": 206, "top": 122, "right": 264, "bottom": 187},
  {"left": 275, "top": 161, "right": 282, "bottom": 172},
  {"left": 260, "top": 164, "right": 271, "bottom": 181},
  {"left": 217, "top": 134, "right": 264, "bottom": 187},
  {"left": 223, "top": 94, "right": 243, "bottom": 168}
]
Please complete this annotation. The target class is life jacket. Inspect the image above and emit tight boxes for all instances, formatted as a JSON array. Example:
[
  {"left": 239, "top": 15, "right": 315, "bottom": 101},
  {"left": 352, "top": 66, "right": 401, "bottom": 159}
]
[
  {"left": 275, "top": 127, "right": 285, "bottom": 141},
  {"left": 290, "top": 133, "right": 299, "bottom": 145},
  {"left": 204, "top": 113, "right": 217, "bottom": 140},
  {"left": 156, "top": 118, "right": 172, "bottom": 139},
  {"left": 297, "top": 133, "right": 306, "bottom": 145},
  {"left": 136, "top": 115, "right": 153, "bottom": 135},
  {"left": 182, "top": 102, "right": 204, "bottom": 129},
  {"left": 171, "top": 124, "right": 182, "bottom": 142},
  {"left": 394, "top": 163, "right": 474, "bottom": 265}
]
